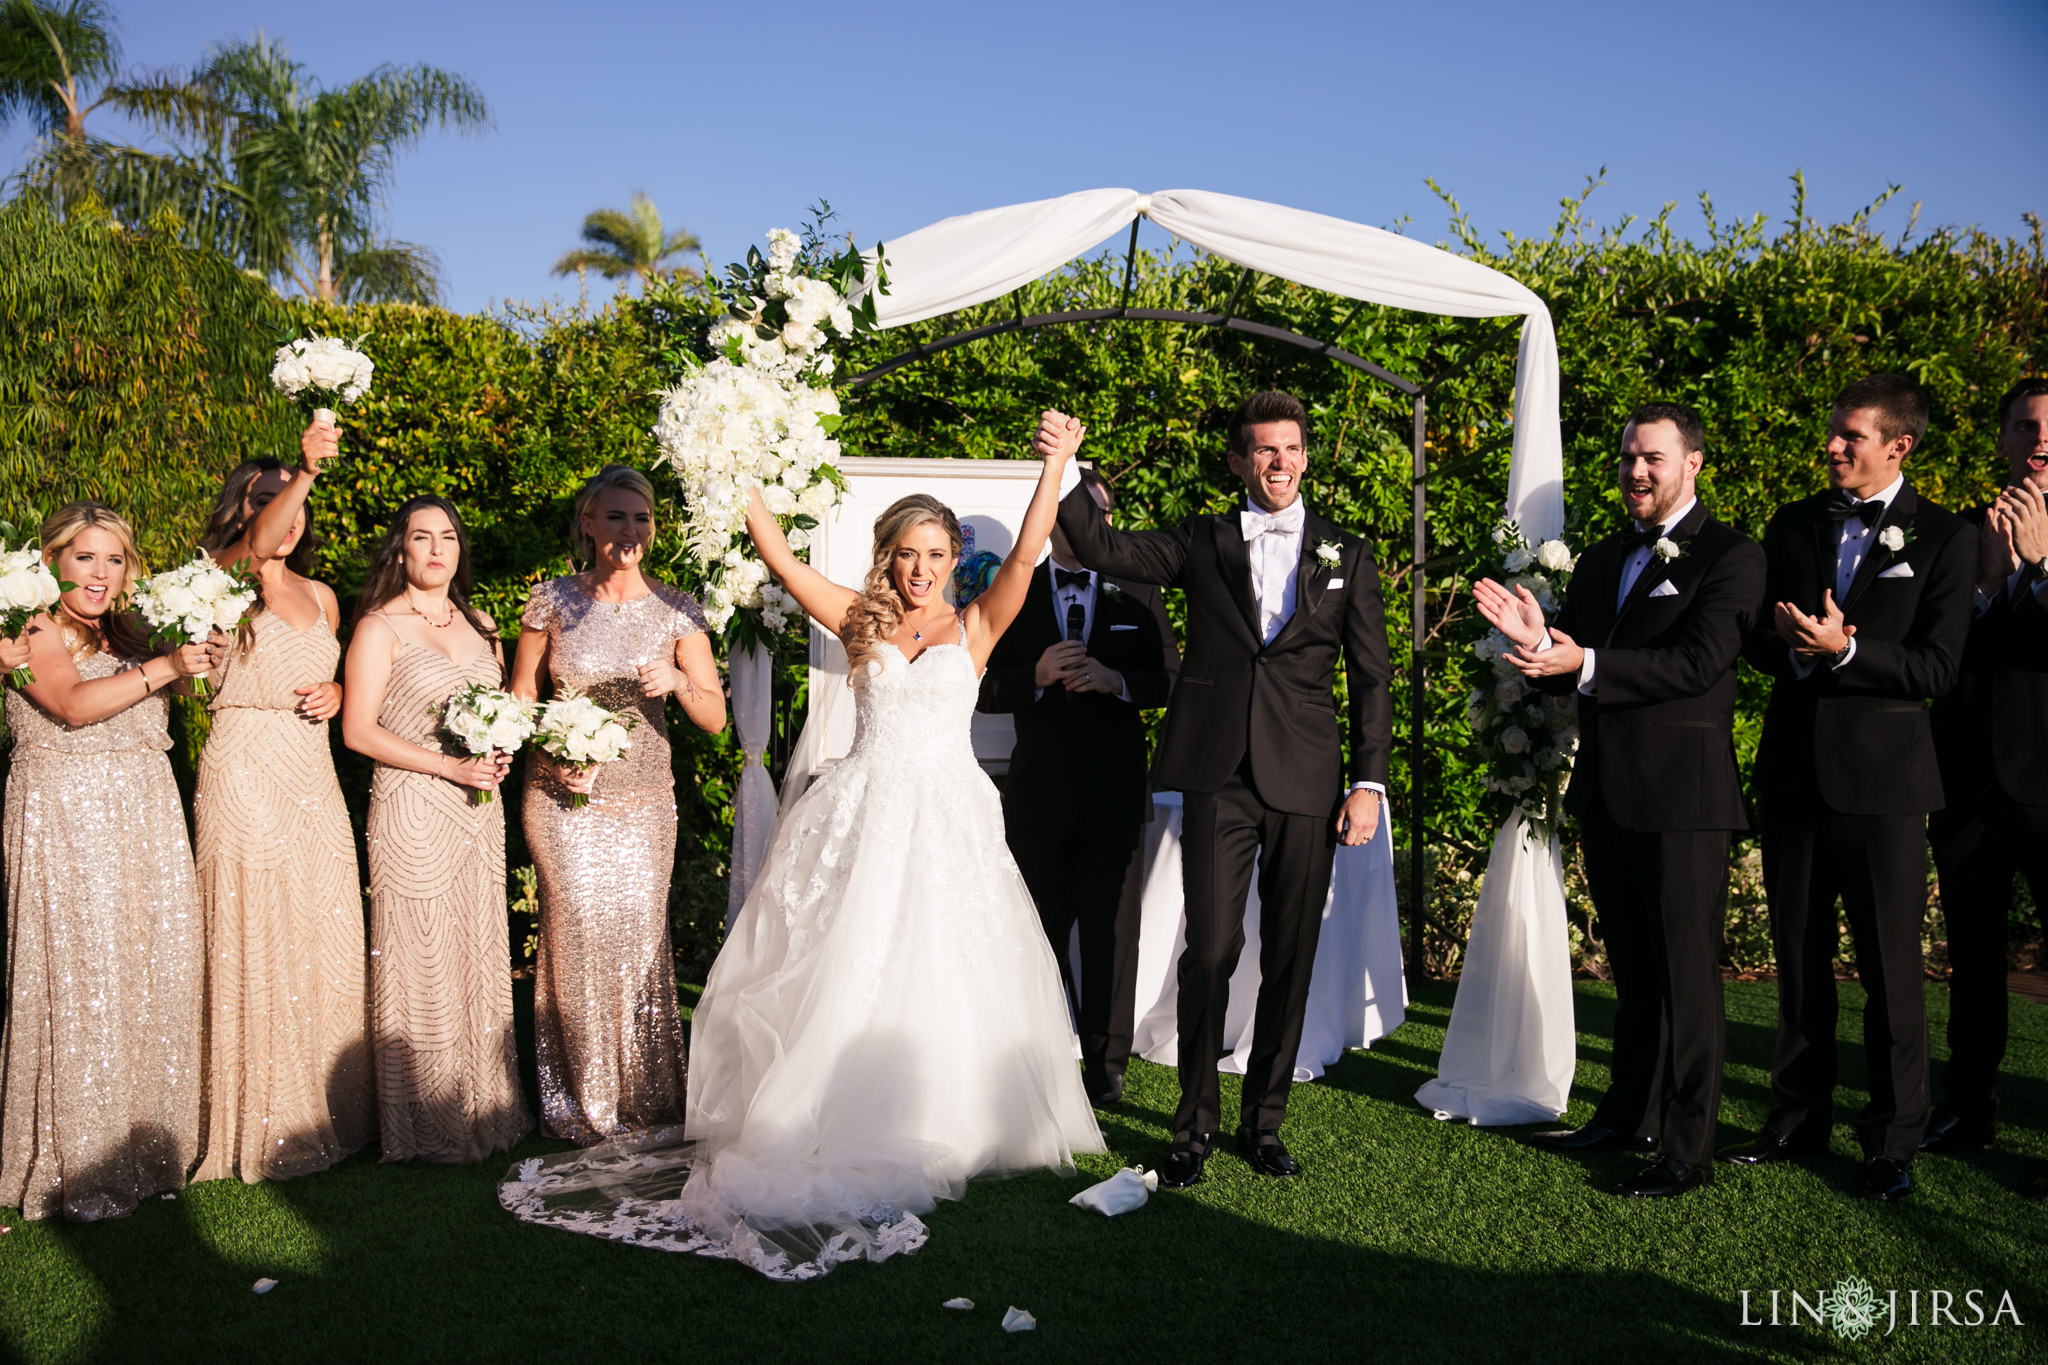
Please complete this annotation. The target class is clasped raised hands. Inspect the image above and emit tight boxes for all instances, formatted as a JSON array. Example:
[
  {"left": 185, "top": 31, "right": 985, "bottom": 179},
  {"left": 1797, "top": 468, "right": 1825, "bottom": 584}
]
[{"left": 1034, "top": 410, "right": 1085, "bottom": 465}]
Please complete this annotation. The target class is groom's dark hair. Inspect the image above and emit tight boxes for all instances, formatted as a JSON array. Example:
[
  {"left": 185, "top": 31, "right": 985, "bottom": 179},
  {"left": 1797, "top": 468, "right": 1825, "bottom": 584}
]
[
  {"left": 1226, "top": 391, "right": 1309, "bottom": 455},
  {"left": 1624, "top": 400, "right": 1705, "bottom": 456}
]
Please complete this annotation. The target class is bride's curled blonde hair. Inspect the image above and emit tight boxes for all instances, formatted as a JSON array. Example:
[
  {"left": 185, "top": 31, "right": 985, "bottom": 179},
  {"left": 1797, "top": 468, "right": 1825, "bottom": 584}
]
[{"left": 840, "top": 494, "right": 961, "bottom": 678}]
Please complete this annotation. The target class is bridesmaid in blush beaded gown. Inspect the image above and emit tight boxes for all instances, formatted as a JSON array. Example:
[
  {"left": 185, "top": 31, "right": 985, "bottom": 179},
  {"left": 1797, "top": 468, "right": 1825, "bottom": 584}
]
[
  {"left": 509, "top": 466, "right": 725, "bottom": 1144},
  {"left": 342, "top": 496, "right": 531, "bottom": 1163},
  {"left": 192, "top": 421, "right": 373, "bottom": 1184},
  {"left": 1, "top": 504, "right": 219, "bottom": 1221}
]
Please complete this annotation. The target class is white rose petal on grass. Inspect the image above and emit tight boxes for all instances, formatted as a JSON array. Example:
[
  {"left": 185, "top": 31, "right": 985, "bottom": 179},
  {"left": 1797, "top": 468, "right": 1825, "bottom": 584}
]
[
  {"left": 942, "top": 1298, "right": 974, "bottom": 1311},
  {"left": 252, "top": 1278, "right": 277, "bottom": 1295},
  {"left": 1000, "top": 1308, "right": 1036, "bottom": 1333}
]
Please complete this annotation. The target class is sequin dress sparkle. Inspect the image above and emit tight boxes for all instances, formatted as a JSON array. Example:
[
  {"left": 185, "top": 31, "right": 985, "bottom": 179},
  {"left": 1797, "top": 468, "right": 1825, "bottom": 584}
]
[
  {"left": 364, "top": 619, "right": 531, "bottom": 1162},
  {"left": 193, "top": 605, "right": 374, "bottom": 1183},
  {"left": 520, "top": 577, "right": 704, "bottom": 1143},
  {"left": 1, "top": 651, "right": 204, "bottom": 1220},
  {"left": 501, "top": 620, "right": 1104, "bottom": 1279}
]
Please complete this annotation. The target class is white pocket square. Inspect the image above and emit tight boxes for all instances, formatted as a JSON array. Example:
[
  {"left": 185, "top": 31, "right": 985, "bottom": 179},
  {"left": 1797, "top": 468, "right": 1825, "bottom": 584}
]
[
  {"left": 1109, "top": 623, "right": 1138, "bottom": 631},
  {"left": 1648, "top": 579, "right": 1680, "bottom": 598},
  {"left": 1878, "top": 562, "right": 1914, "bottom": 579},
  {"left": 1325, "top": 578, "right": 1344, "bottom": 589}
]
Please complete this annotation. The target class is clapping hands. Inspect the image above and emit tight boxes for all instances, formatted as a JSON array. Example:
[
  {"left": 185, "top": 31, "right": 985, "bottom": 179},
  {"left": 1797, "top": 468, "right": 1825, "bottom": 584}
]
[
  {"left": 1472, "top": 577, "right": 1582, "bottom": 677},
  {"left": 1982, "top": 480, "right": 2048, "bottom": 588},
  {"left": 1774, "top": 589, "right": 1854, "bottom": 661}
]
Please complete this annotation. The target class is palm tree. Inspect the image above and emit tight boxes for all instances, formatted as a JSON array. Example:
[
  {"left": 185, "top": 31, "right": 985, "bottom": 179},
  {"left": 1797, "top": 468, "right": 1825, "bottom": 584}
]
[
  {"left": 552, "top": 192, "right": 700, "bottom": 292},
  {"left": 0, "top": 0, "right": 224, "bottom": 220},
  {"left": 194, "top": 33, "right": 490, "bottom": 304}
]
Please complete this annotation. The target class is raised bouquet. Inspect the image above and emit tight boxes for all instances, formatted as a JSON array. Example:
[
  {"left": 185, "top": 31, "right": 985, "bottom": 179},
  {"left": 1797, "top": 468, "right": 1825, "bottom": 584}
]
[
  {"left": 270, "top": 333, "right": 374, "bottom": 427},
  {"left": 653, "top": 208, "right": 886, "bottom": 640},
  {"left": 0, "top": 542, "right": 68, "bottom": 686},
  {"left": 440, "top": 683, "right": 535, "bottom": 804},
  {"left": 532, "top": 693, "right": 637, "bottom": 809},
  {"left": 132, "top": 553, "right": 257, "bottom": 698},
  {"left": 1465, "top": 521, "right": 1580, "bottom": 839}
]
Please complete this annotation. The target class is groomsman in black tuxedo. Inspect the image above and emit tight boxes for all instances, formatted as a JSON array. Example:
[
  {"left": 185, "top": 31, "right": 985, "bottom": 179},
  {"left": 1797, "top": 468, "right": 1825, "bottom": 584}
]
[
  {"left": 978, "top": 465, "right": 1178, "bottom": 1108},
  {"left": 1726, "top": 373, "right": 1976, "bottom": 1202},
  {"left": 1925, "top": 377, "right": 2048, "bottom": 1176},
  {"left": 1053, "top": 391, "right": 1392, "bottom": 1188},
  {"left": 1474, "top": 402, "right": 1764, "bottom": 1199}
]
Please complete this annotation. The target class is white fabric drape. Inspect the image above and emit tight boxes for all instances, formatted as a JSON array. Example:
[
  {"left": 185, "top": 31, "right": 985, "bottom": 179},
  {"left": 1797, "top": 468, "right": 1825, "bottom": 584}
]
[
  {"left": 1412, "top": 811, "right": 1575, "bottom": 1125},
  {"left": 725, "top": 643, "right": 777, "bottom": 927},
  {"left": 871, "top": 187, "right": 1563, "bottom": 539}
]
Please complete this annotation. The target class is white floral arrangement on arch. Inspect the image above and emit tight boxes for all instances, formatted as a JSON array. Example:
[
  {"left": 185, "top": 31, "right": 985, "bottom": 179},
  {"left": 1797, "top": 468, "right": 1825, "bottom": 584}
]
[
  {"left": 652, "top": 211, "right": 887, "bottom": 641},
  {"left": 1465, "top": 520, "right": 1580, "bottom": 838}
]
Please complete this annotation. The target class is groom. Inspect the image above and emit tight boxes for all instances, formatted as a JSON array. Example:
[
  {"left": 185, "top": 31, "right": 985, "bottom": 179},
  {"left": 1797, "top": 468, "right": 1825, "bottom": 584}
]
[{"left": 1050, "top": 392, "right": 1392, "bottom": 1187}]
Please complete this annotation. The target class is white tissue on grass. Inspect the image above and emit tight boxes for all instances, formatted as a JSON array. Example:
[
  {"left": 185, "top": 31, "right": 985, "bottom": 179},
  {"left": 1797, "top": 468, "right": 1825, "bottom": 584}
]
[
  {"left": 1001, "top": 1307, "right": 1036, "bottom": 1333},
  {"left": 942, "top": 1298, "right": 974, "bottom": 1311},
  {"left": 252, "top": 1279, "right": 277, "bottom": 1295},
  {"left": 1069, "top": 1166, "right": 1155, "bottom": 1216}
]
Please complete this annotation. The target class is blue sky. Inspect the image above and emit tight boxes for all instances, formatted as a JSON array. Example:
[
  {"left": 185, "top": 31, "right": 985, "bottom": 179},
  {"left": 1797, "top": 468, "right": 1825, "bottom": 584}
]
[{"left": 8, "top": 0, "right": 2044, "bottom": 314}]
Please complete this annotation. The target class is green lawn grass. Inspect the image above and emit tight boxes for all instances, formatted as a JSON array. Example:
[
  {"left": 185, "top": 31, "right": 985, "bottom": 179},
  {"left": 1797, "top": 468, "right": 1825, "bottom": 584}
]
[{"left": 1, "top": 980, "right": 2041, "bottom": 1364}]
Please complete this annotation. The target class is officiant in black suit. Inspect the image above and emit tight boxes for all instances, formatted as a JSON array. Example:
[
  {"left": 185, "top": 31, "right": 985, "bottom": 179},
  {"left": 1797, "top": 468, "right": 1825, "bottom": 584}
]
[
  {"left": 1050, "top": 391, "right": 1392, "bottom": 1188},
  {"left": 1474, "top": 401, "right": 1764, "bottom": 1200},
  {"left": 978, "top": 465, "right": 1177, "bottom": 1108},
  {"left": 1726, "top": 373, "right": 1976, "bottom": 1203},
  {"left": 1925, "top": 377, "right": 2048, "bottom": 1178}
]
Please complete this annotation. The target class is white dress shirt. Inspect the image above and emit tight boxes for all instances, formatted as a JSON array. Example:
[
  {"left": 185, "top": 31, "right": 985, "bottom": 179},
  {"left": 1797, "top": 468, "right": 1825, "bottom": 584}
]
[
  {"left": 1790, "top": 474, "right": 1905, "bottom": 678},
  {"left": 1565, "top": 496, "right": 1699, "bottom": 696},
  {"left": 1240, "top": 499, "right": 1305, "bottom": 644}
]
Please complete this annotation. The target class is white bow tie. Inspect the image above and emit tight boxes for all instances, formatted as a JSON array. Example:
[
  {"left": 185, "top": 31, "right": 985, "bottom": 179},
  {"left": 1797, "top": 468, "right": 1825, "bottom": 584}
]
[{"left": 1240, "top": 504, "right": 1304, "bottom": 541}]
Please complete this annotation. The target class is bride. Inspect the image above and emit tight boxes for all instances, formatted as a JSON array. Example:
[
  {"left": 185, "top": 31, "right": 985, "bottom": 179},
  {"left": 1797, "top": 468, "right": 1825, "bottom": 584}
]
[{"left": 502, "top": 411, "right": 1104, "bottom": 1278}]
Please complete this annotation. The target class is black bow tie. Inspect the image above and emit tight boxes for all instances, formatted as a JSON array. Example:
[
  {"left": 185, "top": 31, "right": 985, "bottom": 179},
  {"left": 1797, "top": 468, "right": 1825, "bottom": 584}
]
[
  {"left": 1825, "top": 495, "right": 1886, "bottom": 527},
  {"left": 1054, "top": 568, "right": 1091, "bottom": 590},
  {"left": 1623, "top": 526, "right": 1665, "bottom": 553}
]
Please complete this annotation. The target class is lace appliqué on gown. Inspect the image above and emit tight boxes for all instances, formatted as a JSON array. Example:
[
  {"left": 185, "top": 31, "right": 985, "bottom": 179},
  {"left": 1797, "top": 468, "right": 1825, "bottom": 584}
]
[{"left": 500, "top": 626, "right": 1103, "bottom": 1278}]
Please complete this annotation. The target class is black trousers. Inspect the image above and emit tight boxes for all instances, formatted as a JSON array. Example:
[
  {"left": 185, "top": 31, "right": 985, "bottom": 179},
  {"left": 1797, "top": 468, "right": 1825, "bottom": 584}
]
[
  {"left": 1760, "top": 804, "right": 1931, "bottom": 1163},
  {"left": 1579, "top": 806, "right": 1731, "bottom": 1167},
  {"left": 1006, "top": 812, "right": 1146, "bottom": 1088},
  {"left": 1928, "top": 789, "right": 2048, "bottom": 1125},
  {"left": 1175, "top": 767, "right": 1337, "bottom": 1139}
]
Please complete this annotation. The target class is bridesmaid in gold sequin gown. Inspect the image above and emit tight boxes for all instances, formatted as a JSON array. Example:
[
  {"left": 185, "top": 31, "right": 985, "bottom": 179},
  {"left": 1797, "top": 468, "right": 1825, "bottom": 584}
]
[
  {"left": 193, "top": 424, "right": 374, "bottom": 1184},
  {"left": 342, "top": 495, "right": 531, "bottom": 1163},
  {"left": 1, "top": 503, "right": 219, "bottom": 1220},
  {"left": 509, "top": 466, "right": 725, "bottom": 1143}
]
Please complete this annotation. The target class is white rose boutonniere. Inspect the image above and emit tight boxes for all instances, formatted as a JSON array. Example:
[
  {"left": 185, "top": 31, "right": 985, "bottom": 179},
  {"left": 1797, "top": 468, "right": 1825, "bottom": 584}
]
[
  {"left": 1877, "top": 525, "right": 1907, "bottom": 553},
  {"left": 1316, "top": 540, "right": 1342, "bottom": 567},
  {"left": 1100, "top": 581, "right": 1125, "bottom": 602},
  {"left": 1653, "top": 537, "right": 1682, "bottom": 562}
]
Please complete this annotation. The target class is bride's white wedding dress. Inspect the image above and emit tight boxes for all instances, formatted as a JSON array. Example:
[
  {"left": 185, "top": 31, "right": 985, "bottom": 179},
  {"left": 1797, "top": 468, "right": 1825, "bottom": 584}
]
[{"left": 500, "top": 620, "right": 1104, "bottom": 1279}]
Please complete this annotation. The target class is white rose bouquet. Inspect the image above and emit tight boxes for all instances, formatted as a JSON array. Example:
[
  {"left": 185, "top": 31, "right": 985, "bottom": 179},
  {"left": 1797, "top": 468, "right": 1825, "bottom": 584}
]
[
  {"left": 131, "top": 553, "right": 257, "bottom": 698},
  {"left": 1466, "top": 520, "right": 1581, "bottom": 837},
  {"left": 270, "top": 333, "right": 374, "bottom": 428},
  {"left": 440, "top": 683, "right": 536, "bottom": 804},
  {"left": 653, "top": 209, "right": 885, "bottom": 641},
  {"left": 0, "top": 542, "right": 69, "bottom": 686},
  {"left": 532, "top": 693, "right": 638, "bottom": 809}
]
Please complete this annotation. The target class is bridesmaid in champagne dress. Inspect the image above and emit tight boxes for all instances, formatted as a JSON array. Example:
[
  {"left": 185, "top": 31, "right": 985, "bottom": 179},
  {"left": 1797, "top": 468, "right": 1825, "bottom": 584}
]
[
  {"left": 1, "top": 503, "right": 219, "bottom": 1220},
  {"left": 342, "top": 495, "right": 531, "bottom": 1163},
  {"left": 509, "top": 466, "right": 725, "bottom": 1144},
  {"left": 193, "top": 423, "right": 374, "bottom": 1183}
]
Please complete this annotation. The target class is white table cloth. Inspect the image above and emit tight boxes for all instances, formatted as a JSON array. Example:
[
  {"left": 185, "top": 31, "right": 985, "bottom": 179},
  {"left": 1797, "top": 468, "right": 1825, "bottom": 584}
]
[{"left": 1074, "top": 791, "right": 1406, "bottom": 1082}]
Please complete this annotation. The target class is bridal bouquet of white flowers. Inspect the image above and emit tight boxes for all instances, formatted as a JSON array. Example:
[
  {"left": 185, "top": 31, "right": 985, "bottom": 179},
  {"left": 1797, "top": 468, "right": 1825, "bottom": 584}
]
[
  {"left": 270, "top": 333, "right": 374, "bottom": 427},
  {"left": 1465, "top": 520, "right": 1580, "bottom": 837},
  {"left": 440, "top": 683, "right": 536, "bottom": 804},
  {"left": 532, "top": 693, "right": 637, "bottom": 809},
  {"left": 653, "top": 214, "right": 885, "bottom": 637},
  {"left": 0, "top": 542, "right": 68, "bottom": 686},
  {"left": 132, "top": 554, "right": 257, "bottom": 698}
]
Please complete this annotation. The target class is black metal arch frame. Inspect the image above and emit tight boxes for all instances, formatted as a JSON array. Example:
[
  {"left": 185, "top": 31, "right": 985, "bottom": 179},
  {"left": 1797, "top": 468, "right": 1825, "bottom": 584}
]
[{"left": 846, "top": 258, "right": 1436, "bottom": 981}]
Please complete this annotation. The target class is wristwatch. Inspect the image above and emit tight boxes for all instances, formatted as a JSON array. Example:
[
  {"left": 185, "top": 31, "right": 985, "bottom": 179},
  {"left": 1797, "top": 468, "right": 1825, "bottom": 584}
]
[{"left": 1831, "top": 640, "right": 1854, "bottom": 668}]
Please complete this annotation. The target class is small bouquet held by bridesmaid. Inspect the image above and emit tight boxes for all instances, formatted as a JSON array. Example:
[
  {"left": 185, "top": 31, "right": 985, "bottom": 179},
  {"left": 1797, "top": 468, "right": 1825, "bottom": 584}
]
[
  {"left": 270, "top": 333, "right": 374, "bottom": 427},
  {"left": 532, "top": 693, "right": 636, "bottom": 809},
  {"left": 441, "top": 683, "right": 536, "bottom": 804},
  {"left": 0, "top": 542, "right": 69, "bottom": 686},
  {"left": 131, "top": 554, "right": 257, "bottom": 698}
]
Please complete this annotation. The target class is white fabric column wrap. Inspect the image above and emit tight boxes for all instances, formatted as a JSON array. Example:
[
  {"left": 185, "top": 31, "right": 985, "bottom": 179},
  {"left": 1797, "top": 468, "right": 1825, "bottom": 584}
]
[{"left": 726, "top": 642, "right": 778, "bottom": 927}]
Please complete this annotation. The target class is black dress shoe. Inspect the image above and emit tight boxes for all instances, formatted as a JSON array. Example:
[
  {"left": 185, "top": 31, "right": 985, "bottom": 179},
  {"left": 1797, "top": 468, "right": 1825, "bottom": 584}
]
[
  {"left": 1614, "top": 1156, "right": 1712, "bottom": 1199},
  {"left": 1085, "top": 1074, "right": 1124, "bottom": 1108},
  {"left": 1527, "top": 1123, "right": 1657, "bottom": 1155},
  {"left": 1859, "top": 1156, "right": 1912, "bottom": 1202},
  {"left": 1918, "top": 1112, "right": 1996, "bottom": 1153},
  {"left": 1719, "top": 1128, "right": 1828, "bottom": 1166},
  {"left": 1235, "top": 1127, "right": 1300, "bottom": 1178},
  {"left": 1158, "top": 1134, "right": 1212, "bottom": 1190}
]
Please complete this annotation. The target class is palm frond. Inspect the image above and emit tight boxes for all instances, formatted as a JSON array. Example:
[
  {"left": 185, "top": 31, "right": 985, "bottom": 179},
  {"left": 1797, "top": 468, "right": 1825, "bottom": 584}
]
[
  {"left": 336, "top": 238, "right": 441, "bottom": 304},
  {"left": 552, "top": 246, "right": 636, "bottom": 280},
  {"left": 0, "top": 0, "right": 120, "bottom": 137},
  {"left": 94, "top": 66, "right": 226, "bottom": 141}
]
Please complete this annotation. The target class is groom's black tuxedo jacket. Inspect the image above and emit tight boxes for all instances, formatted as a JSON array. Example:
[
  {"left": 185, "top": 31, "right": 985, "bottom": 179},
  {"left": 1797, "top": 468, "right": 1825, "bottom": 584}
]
[
  {"left": 1743, "top": 481, "right": 1975, "bottom": 816},
  {"left": 977, "top": 561, "right": 1177, "bottom": 830},
  {"left": 1533, "top": 501, "right": 1764, "bottom": 833},
  {"left": 1931, "top": 505, "right": 2048, "bottom": 808},
  {"left": 1057, "top": 485, "right": 1392, "bottom": 818}
]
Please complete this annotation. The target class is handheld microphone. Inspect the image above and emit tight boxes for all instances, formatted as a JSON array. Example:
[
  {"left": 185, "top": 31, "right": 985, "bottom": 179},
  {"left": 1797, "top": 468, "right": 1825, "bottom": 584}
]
[{"left": 1065, "top": 602, "right": 1086, "bottom": 643}]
